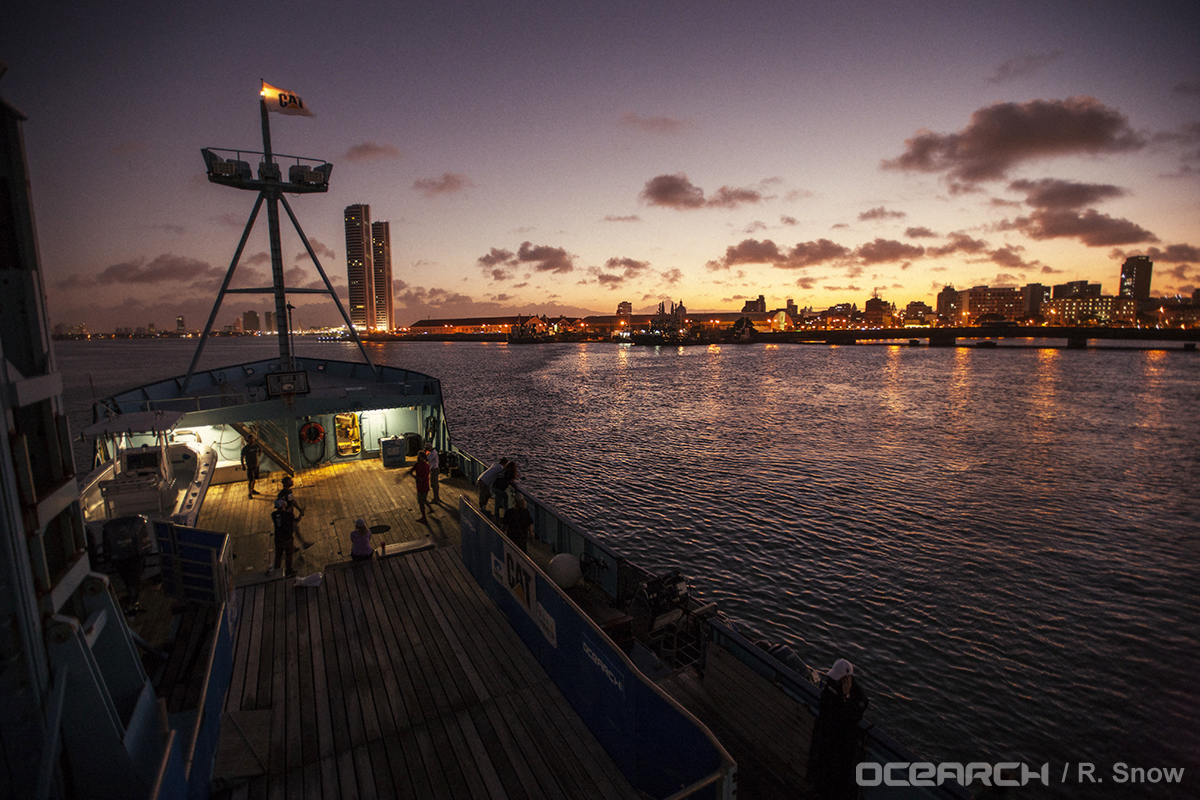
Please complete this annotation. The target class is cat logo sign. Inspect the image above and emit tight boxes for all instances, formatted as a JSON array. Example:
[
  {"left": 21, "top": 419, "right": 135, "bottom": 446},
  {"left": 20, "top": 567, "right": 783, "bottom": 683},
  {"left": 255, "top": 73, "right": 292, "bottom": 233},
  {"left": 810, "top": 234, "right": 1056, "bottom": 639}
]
[{"left": 261, "top": 82, "right": 313, "bottom": 117}]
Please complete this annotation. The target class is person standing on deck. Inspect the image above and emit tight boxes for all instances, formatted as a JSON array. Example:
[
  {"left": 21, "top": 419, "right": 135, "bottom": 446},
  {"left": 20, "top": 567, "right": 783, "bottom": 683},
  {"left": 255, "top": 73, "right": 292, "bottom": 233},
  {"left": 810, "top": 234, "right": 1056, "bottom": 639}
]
[
  {"left": 477, "top": 457, "right": 508, "bottom": 514},
  {"left": 241, "top": 435, "right": 261, "bottom": 498},
  {"left": 425, "top": 445, "right": 440, "bottom": 504},
  {"left": 350, "top": 519, "right": 373, "bottom": 561},
  {"left": 503, "top": 494, "right": 533, "bottom": 553},
  {"left": 808, "top": 658, "right": 869, "bottom": 800},
  {"left": 276, "top": 476, "right": 315, "bottom": 549},
  {"left": 406, "top": 450, "right": 431, "bottom": 522},
  {"left": 268, "top": 497, "right": 297, "bottom": 577},
  {"left": 492, "top": 459, "right": 518, "bottom": 521}
]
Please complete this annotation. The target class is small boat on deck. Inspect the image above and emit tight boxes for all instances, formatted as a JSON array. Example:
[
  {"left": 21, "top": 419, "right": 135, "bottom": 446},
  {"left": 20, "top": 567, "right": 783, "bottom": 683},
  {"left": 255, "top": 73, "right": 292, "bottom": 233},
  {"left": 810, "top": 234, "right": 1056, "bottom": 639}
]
[{"left": 79, "top": 410, "right": 218, "bottom": 536}]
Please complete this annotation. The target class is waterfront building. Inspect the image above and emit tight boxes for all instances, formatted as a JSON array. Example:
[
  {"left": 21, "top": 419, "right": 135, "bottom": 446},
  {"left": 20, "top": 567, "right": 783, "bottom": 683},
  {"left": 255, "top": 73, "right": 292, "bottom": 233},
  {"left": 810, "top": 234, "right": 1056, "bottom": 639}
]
[
  {"left": 264, "top": 310, "right": 275, "bottom": 333},
  {"left": 936, "top": 285, "right": 959, "bottom": 323},
  {"left": 947, "top": 286, "right": 1024, "bottom": 325},
  {"left": 176, "top": 315, "right": 185, "bottom": 333},
  {"left": 1022, "top": 283, "right": 1050, "bottom": 320},
  {"left": 344, "top": 203, "right": 375, "bottom": 330},
  {"left": 1042, "top": 295, "right": 1135, "bottom": 326},
  {"left": 903, "top": 301, "right": 934, "bottom": 325},
  {"left": 616, "top": 300, "right": 632, "bottom": 317},
  {"left": 1053, "top": 280, "right": 1101, "bottom": 299},
  {"left": 242, "top": 310, "right": 260, "bottom": 333},
  {"left": 1119, "top": 255, "right": 1153, "bottom": 300},
  {"left": 371, "top": 220, "right": 394, "bottom": 331},
  {"left": 741, "top": 294, "right": 767, "bottom": 313},
  {"left": 864, "top": 295, "right": 895, "bottom": 327}
]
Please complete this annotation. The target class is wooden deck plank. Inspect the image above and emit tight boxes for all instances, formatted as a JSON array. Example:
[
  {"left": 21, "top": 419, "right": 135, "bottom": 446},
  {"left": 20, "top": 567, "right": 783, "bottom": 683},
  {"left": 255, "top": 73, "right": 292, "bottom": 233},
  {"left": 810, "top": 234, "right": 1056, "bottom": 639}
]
[{"left": 212, "top": 456, "right": 643, "bottom": 800}]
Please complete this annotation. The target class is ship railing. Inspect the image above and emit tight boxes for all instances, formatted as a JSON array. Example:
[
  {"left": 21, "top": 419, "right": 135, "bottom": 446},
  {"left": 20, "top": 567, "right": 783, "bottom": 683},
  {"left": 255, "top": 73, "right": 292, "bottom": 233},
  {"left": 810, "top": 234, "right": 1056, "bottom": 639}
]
[
  {"left": 451, "top": 447, "right": 635, "bottom": 602},
  {"left": 460, "top": 501, "right": 736, "bottom": 799},
  {"left": 707, "top": 619, "right": 971, "bottom": 799}
]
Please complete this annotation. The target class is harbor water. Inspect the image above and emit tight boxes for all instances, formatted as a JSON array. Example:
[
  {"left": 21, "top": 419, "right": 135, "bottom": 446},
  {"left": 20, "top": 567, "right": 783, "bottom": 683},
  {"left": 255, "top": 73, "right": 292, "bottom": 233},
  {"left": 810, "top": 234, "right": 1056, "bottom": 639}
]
[{"left": 57, "top": 338, "right": 1199, "bottom": 797}]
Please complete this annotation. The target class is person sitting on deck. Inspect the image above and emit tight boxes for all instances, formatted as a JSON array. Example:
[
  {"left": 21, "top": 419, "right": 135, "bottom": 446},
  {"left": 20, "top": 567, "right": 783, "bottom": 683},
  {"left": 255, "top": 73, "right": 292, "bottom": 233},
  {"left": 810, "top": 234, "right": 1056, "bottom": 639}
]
[{"left": 350, "top": 519, "right": 373, "bottom": 562}]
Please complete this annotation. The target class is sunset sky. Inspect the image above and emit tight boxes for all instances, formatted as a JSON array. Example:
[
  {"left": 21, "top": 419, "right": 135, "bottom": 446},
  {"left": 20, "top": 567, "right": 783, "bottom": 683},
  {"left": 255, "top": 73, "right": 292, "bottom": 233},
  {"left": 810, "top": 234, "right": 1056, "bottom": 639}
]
[{"left": 4, "top": 1, "right": 1199, "bottom": 331}]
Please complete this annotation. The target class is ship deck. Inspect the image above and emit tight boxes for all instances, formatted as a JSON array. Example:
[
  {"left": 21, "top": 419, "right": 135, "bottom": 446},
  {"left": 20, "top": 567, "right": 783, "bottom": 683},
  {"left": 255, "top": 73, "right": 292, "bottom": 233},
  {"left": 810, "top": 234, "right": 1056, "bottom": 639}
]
[{"left": 199, "top": 459, "right": 640, "bottom": 799}]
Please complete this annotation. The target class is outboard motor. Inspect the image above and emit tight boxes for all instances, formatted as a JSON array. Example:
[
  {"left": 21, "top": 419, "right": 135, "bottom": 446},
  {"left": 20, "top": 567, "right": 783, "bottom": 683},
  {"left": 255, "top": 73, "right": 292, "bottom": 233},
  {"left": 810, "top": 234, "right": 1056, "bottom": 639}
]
[{"left": 102, "top": 515, "right": 155, "bottom": 612}]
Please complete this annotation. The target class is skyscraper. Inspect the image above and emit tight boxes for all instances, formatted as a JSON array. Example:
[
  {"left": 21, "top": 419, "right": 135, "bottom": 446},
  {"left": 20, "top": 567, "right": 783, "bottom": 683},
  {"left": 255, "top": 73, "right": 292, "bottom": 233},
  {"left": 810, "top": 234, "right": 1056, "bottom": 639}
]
[
  {"left": 371, "top": 220, "right": 394, "bottom": 331},
  {"left": 242, "top": 310, "right": 260, "bottom": 332},
  {"left": 344, "top": 204, "right": 375, "bottom": 330},
  {"left": 1119, "top": 255, "right": 1152, "bottom": 300},
  {"left": 264, "top": 310, "right": 275, "bottom": 333}
]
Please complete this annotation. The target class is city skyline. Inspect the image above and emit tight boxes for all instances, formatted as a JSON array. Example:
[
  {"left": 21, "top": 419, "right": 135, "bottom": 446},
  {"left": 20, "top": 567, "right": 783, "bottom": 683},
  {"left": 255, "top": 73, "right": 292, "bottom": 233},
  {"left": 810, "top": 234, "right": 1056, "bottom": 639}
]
[{"left": 3, "top": 2, "right": 1198, "bottom": 333}]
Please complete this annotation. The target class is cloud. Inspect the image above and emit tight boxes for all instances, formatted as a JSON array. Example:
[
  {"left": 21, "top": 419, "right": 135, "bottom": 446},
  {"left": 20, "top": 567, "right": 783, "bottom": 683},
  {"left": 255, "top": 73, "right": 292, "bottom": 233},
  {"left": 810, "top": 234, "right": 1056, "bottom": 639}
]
[
  {"left": 785, "top": 239, "right": 852, "bottom": 268},
  {"left": 855, "top": 238, "right": 925, "bottom": 264},
  {"left": 1174, "top": 79, "right": 1200, "bottom": 95},
  {"left": 591, "top": 256, "right": 652, "bottom": 288},
  {"left": 413, "top": 172, "right": 472, "bottom": 197},
  {"left": 662, "top": 268, "right": 683, "bottom": 285},
  {"left": 1111, "top": 244, "right": 1200, "bottom": 264},
  {"left": 1002, "top": 209, "right": 1159, "bottom": 247},
  {"left": 154, "top": 223, "right": 186, "bottom": 235},
  {"left": 295, "top": 237, "right": 336, "bottom": 262},
  {"left": 780, "top": 215, "right": 798, "bottom": 226},
  {"left": 1008, "top": 178, "right": 1126, "bottom": 209},
  {"left": 60, "top": 254, "right": 224, "bottom": 288},
  {"left": 605, "top": 256, "right": 650, "bottom": 275},
  {"left": 906, "top": 226, "right": 939, "bottom": 238},
  {"left": 639, "top": 174, "right": 707, "bottom": 209},
  {"left": 991, "top": 273, "right": 1023, "bottom": 286},
  {"left": 882, "top": 96, "right": 1145, "bottom": 188},
  {"left": 245, "top": 251, "right": 271, "bottom": 266},
  {"left": 345, "top": 142, "right": 402, "bottom": 161},
  {"left": 619, "top": 112, "right": 692, "bottom": 135},
  {"left": 987, "top": 51, "right": 1063, "bottom": 84},
  {"left": 707, "top": 238, "right": 852, "bottom": 271},
  {"left": 639, "top": 173, "right": 761, "bottom": 210},
  {"left": 859, "top": 206, "right": 907, "bottom": 222},
  {"left": 989, "top": 244, "right": 1036, "bottom": 269},
  {"left": 516, "top": 242, "right": 575, "bottom": 274},
  {"left": 603, "top": 214, "right": 641, "bottom": 223},
  {"left": 708, "top": 186, "right": 763, "bottom": 208},
  {"left": 927, "top": 232, "right": 989, "bottom": 257}
]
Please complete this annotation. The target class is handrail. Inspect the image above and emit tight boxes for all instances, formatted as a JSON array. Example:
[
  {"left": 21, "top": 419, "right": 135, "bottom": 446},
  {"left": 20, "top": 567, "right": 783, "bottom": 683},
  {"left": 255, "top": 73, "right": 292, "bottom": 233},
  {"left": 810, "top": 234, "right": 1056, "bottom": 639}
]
[
  {"left": 463, "top": 502, "right": 736, "bottom": 798},
  {"left": 34, "top": 666, "right": 68, "bottom": 800}
]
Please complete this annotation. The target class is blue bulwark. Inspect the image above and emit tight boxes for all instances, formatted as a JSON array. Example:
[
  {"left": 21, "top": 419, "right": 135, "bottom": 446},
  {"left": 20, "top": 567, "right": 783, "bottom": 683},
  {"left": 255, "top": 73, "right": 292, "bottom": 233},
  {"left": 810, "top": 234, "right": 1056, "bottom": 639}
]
[
  {"left": 460, "top": 501, "right": 734, "bottom": 799},
  {"left": 154, "top": 523, "right": 232, "bottom": 603}
]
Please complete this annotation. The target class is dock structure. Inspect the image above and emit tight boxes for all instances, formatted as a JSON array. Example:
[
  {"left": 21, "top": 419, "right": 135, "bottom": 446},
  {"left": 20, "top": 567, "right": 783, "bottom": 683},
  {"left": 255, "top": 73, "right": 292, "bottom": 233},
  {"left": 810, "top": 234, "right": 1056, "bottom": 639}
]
[{"left": 198, "top": 461, "right": 639, "bottom": 798}]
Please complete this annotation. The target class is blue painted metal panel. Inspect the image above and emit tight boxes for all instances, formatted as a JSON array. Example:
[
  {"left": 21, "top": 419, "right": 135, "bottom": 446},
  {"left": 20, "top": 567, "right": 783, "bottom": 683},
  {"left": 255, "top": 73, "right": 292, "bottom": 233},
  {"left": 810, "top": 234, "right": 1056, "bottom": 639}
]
[{"left": 460, "top": 501, "right": 730, "bottom": 799}]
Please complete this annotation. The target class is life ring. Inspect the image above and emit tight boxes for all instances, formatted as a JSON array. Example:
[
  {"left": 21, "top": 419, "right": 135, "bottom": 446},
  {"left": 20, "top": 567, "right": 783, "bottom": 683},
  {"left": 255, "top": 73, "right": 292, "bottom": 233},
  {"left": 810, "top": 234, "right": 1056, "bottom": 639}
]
[{"left": 299, "top": 421, "right": 325, "bottom": 444}]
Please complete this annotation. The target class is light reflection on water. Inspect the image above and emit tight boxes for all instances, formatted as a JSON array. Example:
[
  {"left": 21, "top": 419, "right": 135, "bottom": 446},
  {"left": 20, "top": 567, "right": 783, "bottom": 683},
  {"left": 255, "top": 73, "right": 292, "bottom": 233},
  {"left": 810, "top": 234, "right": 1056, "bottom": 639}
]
[{"left": 56, "top": 339, "right": 1199, "bottom": 797}]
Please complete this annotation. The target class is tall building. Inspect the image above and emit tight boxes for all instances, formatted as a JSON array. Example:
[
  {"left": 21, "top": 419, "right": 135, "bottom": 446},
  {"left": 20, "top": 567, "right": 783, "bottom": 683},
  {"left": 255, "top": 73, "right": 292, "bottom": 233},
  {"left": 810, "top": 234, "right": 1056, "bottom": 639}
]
[
  {"left": 1021, "top": 283, "right": 1049, "bottom": 319},
  {"left": 1119, "top": 255, "right": 1153, "bottom": 300},
  {"left": 264, "top": 310, "right": 275, "bottom": 333},
  {"left": 176, "top": 315, "right": 185, "bottom": 333},
  {"left": 371, "top": 220, "right": 394, "bottom": 331},
  {"left": 344, "top": 204, "right": 375, "bottom": 330},
  {"left": 616, "top": 301, "right": 632, "bottom": 316},
  {"left": 242, "top": 310, "right": 260, "bottom": 332}
]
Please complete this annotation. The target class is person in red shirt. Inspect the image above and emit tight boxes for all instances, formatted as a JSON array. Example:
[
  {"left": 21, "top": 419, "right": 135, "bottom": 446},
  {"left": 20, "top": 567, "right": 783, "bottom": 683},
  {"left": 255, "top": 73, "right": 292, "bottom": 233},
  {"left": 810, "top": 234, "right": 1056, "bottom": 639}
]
[{"left": 406, "top": 449, "right": 431, "bottom": 522}]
